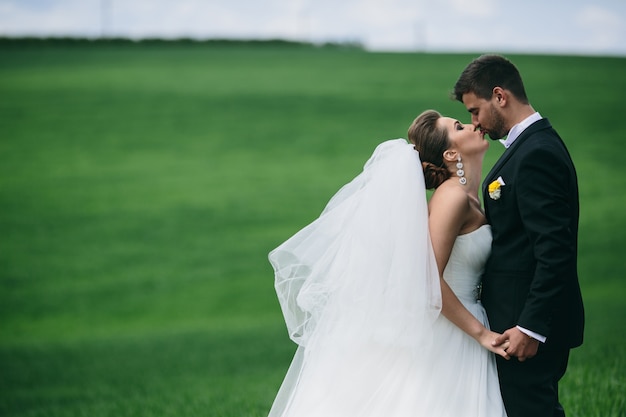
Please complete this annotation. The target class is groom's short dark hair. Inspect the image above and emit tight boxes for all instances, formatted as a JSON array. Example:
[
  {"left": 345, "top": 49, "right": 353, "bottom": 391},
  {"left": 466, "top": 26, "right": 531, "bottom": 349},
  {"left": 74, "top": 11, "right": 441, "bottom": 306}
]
[{"left": 453, "top": 54, "right": 529, "bottom": 104}]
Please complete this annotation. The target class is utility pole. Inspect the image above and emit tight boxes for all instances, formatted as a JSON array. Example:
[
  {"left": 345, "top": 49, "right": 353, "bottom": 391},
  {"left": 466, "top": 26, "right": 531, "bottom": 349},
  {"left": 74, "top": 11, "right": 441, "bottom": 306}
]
[{"left": 100, "top": 0, "right": 111, "bottom": 38}]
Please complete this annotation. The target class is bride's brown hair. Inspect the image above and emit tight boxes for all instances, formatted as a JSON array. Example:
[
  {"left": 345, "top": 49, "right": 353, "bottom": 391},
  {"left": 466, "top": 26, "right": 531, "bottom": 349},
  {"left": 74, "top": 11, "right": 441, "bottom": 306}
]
[{"left": 407, "top": 110, "right": 451, "bottom": 189}]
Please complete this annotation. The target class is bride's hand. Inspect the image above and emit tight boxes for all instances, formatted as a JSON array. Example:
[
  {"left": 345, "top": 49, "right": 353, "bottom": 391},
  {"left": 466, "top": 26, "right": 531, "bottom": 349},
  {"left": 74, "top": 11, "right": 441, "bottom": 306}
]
[{"left": 479, "top": 330, "right": 511, "bottom": 360}]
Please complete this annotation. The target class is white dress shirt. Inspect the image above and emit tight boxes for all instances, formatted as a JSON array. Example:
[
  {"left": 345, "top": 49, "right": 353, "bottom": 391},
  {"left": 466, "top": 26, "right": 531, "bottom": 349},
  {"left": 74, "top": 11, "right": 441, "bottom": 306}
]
[{"left": 499, "top": 111, "right": 542, "bottom": 149}]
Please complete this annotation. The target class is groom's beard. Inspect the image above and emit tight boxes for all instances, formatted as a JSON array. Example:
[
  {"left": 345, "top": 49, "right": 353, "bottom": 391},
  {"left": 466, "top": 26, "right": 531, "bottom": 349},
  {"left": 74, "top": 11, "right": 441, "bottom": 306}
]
[{"left": 486, "top": 104, "right": 508, "bottom": 140}]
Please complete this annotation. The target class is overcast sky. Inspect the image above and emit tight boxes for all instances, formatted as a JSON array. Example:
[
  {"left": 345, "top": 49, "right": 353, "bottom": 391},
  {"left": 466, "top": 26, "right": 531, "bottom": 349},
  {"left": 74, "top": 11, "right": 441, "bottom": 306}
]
[{"left": 1, "top": 0, "right": 625, "bottom": 56}]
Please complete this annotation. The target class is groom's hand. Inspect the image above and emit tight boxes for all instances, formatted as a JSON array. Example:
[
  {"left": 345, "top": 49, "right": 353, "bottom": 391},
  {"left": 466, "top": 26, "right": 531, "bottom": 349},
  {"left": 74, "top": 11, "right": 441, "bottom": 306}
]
[{"left": 493, "top": 327, "right": 539, "bottom": 362}]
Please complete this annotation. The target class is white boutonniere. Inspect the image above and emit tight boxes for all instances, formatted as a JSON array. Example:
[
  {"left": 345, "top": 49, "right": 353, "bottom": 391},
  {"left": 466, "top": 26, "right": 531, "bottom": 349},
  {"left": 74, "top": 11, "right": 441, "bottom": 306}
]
[{"left": 488, "top": 176, "right": 505, "bottom": 200}]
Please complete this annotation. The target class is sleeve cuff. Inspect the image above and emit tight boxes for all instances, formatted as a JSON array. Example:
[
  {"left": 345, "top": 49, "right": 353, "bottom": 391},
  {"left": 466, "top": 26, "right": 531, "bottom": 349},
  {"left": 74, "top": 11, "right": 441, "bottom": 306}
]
[{"left": 516, "top": 325, "right": 547, "bottom": 343}]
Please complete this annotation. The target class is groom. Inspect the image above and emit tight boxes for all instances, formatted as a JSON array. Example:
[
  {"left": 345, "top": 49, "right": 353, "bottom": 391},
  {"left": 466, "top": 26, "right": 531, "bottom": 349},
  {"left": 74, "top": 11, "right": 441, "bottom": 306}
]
[{"left": 452, "top": 55, "right": 584, "bottom": 417}]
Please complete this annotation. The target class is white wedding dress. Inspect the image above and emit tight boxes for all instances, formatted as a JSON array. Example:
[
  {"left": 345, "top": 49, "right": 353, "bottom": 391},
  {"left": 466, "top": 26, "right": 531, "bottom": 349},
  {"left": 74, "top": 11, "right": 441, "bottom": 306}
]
[{"left": 268, "top": 139, "right": 507, "bottom": 417}]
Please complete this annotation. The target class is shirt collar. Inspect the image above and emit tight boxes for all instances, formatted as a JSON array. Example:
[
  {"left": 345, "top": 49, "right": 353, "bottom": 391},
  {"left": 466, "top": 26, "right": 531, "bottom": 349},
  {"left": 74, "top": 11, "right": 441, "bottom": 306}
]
[{"left": 499, "top": 112, "right": 542, "bottom": 149}]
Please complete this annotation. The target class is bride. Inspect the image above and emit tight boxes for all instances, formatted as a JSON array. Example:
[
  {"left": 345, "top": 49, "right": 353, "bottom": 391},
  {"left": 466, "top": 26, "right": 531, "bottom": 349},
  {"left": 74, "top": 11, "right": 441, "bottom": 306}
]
[{"left": 267, "top": 110, "right": 509, "bottom": 417}]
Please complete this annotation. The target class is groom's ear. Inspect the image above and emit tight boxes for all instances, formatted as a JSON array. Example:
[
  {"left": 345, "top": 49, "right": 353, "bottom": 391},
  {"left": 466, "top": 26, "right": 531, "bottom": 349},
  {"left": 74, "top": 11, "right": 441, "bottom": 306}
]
[{"left": 492, "top": 87, "right": 507, "bottom": 107}]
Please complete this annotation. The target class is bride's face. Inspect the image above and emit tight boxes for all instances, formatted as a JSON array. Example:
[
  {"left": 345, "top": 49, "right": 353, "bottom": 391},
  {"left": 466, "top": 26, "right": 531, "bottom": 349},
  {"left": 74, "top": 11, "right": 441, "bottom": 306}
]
[{"left": 437, "top": 117, "right": 489, "bottom": 155}]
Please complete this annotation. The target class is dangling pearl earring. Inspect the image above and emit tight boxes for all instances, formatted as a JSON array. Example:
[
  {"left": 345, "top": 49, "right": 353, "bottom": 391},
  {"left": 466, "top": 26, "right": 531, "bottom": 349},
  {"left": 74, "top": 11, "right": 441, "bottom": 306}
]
[{"left": 457, "top": 156, "right": 467, "bottom": 185}]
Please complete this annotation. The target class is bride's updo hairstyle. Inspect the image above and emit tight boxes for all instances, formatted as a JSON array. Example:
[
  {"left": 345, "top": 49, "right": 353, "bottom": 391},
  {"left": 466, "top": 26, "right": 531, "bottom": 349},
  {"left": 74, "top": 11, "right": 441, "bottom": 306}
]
[{"left": 408, "top": 110, "right": 451, "bottom": 189}]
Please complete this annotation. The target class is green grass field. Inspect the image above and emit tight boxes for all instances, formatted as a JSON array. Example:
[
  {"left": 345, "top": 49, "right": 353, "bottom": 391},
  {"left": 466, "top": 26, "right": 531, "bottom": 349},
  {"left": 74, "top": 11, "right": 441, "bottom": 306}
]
[{"left": 1, "top": 41, "right": 625, "bottom": 416}]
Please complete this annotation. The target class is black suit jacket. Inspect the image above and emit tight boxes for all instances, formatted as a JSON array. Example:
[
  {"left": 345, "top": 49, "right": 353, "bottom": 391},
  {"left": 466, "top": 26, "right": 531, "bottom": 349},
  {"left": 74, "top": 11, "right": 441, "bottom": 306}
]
[{"left": 481, "top": 118, "right": 584, "bottom": 350}]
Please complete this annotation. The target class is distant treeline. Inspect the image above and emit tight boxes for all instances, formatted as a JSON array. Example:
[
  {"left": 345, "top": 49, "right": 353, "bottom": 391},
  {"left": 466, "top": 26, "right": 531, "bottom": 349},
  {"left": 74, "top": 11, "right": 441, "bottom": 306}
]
[{"left": 0, "top": 36, "right": 363, "bottom": 49}]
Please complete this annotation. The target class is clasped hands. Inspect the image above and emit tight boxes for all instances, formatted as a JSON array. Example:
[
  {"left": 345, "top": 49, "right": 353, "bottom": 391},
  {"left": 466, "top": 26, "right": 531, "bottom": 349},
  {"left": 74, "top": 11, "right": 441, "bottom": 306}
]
[{"left": 486, "top": 327, "right": 540, "bottom": 361}]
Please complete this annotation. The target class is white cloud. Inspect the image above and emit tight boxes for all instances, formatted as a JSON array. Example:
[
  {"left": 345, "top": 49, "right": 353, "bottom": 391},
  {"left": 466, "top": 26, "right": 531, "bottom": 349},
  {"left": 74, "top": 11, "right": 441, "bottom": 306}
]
[
  {"left": 450, "top": 0, "right": 499, "bottom": 18},
  {"left": 574, "top": 5, "right": 624, "bottom": 50},
  {"left": 0, "top": 0, "right": 100, "bottom": 36}
]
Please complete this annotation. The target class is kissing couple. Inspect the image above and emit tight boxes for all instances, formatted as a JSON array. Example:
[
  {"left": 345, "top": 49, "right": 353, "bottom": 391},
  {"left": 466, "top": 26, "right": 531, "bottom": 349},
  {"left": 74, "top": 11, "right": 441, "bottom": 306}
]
[{"left": 267, "top": 54, "right": 584, "bottom": 417}]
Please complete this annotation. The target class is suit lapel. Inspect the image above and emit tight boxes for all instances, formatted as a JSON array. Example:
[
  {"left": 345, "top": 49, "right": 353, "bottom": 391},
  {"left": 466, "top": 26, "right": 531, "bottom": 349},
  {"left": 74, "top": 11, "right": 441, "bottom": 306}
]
[{"left": 483, "top": 118, "right": 552, "bottom": 195}]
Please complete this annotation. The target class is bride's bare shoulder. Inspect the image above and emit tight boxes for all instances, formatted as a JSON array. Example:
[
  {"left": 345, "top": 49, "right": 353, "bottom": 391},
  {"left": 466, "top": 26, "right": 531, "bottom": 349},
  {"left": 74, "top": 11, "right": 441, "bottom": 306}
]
[{"left": 430, "top": 180, "right": 470, "bottom": 208}]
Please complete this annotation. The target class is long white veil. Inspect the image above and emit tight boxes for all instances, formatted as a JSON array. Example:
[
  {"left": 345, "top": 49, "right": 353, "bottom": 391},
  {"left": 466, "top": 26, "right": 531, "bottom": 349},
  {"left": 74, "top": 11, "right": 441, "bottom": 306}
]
[{"left": 268, "top": 139, "right": 442, "bottom": 416}]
